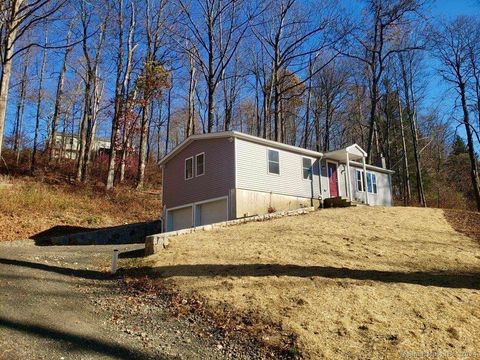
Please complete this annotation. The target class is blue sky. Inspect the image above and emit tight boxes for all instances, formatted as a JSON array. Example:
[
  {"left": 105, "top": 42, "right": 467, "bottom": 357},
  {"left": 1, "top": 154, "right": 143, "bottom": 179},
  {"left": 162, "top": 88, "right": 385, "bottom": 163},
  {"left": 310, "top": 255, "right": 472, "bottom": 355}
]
[{"left": 4, "top": 0, "right": 480, "bottom": 150}]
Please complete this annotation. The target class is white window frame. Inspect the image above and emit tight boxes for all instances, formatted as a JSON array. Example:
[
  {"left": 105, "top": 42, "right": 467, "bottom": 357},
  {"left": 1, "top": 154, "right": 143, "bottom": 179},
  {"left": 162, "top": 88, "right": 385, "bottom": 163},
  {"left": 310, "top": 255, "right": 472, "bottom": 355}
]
[
  {"left": 267, "top": 148, "right": 280, "bottom": 175},
  {"left": 185, "top": 156, "right": 194, "bottom": 180},
  {"left": 366, "top": 172, "right": 377, "bottom": 194},
  {"left": 195, "top": 152, "right": 205, "bottom": 177},
  {"left": 302, "top": 157, "right": 312, "bottom": 180},
  {"left": 355, "top": 169, "right": 364, "bottom": 192}
]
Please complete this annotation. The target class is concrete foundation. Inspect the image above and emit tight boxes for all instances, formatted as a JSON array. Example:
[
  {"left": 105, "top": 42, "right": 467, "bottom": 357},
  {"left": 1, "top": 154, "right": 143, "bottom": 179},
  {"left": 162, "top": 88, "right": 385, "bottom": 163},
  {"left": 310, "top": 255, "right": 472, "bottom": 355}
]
[
  {"left": 145, "top": 207, "right": 316, "bottom": 255},
  {"left": 234, "top": 188, "right": 320, "bottom": 218}
]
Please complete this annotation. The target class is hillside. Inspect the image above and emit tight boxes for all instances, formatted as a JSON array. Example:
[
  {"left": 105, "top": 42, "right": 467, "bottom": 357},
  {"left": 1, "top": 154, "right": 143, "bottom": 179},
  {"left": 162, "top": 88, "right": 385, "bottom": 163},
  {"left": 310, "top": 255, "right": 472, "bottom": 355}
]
[
  {"left": 0, "top": 178, "right": 161, "bottom": 241},
  {"left": 137, "top": 207, "right": 480, "bottom": 359}
]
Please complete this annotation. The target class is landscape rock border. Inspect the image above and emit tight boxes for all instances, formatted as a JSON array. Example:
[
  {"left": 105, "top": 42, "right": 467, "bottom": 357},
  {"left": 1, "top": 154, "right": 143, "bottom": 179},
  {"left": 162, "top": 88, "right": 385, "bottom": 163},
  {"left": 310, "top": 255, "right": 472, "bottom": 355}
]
[{"left": 145, "top": 207, "right": 315, "bottom": 255}]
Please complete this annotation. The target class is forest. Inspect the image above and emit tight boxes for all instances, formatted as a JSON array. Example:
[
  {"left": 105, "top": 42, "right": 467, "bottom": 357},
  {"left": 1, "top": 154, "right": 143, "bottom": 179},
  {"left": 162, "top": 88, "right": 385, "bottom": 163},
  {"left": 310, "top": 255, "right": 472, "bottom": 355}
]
[{"left": 0, "top": 0, "right": 479, "bottom": 211}]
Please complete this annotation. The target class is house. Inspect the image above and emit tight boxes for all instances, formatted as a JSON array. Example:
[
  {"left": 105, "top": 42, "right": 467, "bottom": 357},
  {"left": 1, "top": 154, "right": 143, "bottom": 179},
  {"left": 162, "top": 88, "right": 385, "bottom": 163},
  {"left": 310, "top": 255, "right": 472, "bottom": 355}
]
[
  {"left": 49, "top": 134, "right": 111, "bottom": 160},
  {"left": 159, "top": 131, "right": 394, "bottom": 232}
]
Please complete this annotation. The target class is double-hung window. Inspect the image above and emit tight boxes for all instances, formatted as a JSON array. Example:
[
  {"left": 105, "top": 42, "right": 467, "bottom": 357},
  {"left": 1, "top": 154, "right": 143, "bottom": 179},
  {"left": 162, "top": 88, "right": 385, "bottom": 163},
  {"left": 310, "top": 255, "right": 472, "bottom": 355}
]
[
  {"left": 268, "top": 149, "right": 280, "bottom": 175},
  {"left": 196, "top": 153, "right": 205, "bottom": 176},
  {"left": 185, "top": 153, "right": 206, "bottom": 180},
  {"left": 356, "top": 169, "right": 364, "bottom": 191},
  {"left": 185, "top": 157, "right": 194, "bottom": 180},
  {"left": 302, "top": 158, "right": 312, "bottom": 180},
  {"left": 366, "top": 172, "right": 377, "bottom": 194}
]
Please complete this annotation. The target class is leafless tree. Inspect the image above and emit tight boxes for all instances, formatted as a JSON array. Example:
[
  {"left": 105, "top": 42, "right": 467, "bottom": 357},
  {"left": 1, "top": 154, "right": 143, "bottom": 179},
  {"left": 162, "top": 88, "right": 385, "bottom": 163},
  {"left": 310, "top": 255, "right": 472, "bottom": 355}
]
[
  {"left": 336, "top": 0, "right": 427, "bottom": 163},
  {"left": 431, "top": 16, "right": 480, "bottom": 211}
]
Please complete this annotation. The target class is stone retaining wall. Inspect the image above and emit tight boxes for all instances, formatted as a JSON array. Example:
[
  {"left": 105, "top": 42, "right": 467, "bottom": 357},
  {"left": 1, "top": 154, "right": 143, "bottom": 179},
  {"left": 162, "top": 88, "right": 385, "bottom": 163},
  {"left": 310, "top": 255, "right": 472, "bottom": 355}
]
[
  {"left": 145, "top": 207, "right": 315, "bottom": 255},
  {"left": 48, "top": 220, "right": 162, "bottom": 246}
]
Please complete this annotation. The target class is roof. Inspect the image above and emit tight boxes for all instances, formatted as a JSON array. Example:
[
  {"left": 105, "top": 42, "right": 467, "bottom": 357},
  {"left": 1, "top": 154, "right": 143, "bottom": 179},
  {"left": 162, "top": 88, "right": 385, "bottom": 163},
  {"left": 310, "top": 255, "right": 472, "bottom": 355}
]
[
  {"left": 324, "top": 144, "right": 367, "bottom": 162},
  {"left": 349, "top": 161, "right": 395, "bottom": 174},
  {"left": 159, "top": 131, "right": 324, "bottom": 165}
]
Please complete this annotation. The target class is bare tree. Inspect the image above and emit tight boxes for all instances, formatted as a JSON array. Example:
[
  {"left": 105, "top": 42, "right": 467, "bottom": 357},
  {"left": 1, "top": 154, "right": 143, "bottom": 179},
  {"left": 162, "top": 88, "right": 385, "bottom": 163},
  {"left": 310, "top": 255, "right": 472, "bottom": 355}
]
[
  {"left": 0, "top": 0, "right": 66, "bottom": 160},
  {"left": 432, "top": 16, "right": 480, "bottom": 211},
  {"left": 31, "top": 27, "right": 48, "bottom": 173},
  {"left": 337, "top": 0, "right": 426, "bottom": 163},
  {"left": 253, "top": 0, "right": 341, "bottom": 142},
  {"left": 176, "top": 0, "right": 252, "bottom": 132},
  {"left": 49, "top": 20, "right": 74, "bottom": 162}
]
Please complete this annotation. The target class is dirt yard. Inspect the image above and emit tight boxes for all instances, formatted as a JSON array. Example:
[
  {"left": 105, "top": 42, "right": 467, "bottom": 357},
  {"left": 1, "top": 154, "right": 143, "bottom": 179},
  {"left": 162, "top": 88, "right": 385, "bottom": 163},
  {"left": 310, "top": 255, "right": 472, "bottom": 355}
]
[
  {"left": 139, "top": 207, "right": 480, "bottom": 359},
  {"left": 0, "top": 179, "right": 160, "bottom": 241}
]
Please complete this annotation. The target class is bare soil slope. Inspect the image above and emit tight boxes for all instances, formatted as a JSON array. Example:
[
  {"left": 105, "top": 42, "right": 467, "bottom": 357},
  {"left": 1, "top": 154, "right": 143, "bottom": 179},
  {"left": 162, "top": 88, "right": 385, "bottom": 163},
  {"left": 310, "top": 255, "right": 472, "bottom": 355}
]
[
  {"left": 0, "top": 179, "right": 160, "bottom": 241},
  {"left": 142, "top": 207, "right": 480, "bottom": 359}
]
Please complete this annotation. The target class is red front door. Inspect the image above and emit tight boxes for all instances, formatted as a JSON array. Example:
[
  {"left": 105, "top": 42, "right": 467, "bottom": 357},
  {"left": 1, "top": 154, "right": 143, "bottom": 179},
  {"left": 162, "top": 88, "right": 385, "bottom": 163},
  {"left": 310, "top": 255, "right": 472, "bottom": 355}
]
[{"left": 328, "top": 162, "right": 339, "bottom": 197}]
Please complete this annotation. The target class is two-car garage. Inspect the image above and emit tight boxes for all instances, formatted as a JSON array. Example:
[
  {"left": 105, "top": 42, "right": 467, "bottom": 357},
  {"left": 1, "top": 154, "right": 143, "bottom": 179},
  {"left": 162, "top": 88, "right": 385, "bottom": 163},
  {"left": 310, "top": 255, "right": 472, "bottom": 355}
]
[{"left": 166, "top": 197, "right": 229, "bottom": 232}]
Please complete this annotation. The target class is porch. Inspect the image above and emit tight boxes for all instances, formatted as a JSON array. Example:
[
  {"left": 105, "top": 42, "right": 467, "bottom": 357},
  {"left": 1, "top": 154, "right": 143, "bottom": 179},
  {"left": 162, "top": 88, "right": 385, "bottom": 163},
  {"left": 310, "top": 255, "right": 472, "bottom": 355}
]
[{"left": 324, "top": 144, "right": 370, "bottom": 206}]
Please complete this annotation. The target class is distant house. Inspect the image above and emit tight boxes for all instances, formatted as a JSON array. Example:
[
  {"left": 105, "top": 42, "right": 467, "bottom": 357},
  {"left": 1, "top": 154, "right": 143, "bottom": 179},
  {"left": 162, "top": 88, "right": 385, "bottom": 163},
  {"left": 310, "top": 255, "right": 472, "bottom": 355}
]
[
  {"left": 49, "top": 134, "right": 111, "bottom": 160},
  {"left": 159, "top": 131, "right": 394, "bottom": 232}
]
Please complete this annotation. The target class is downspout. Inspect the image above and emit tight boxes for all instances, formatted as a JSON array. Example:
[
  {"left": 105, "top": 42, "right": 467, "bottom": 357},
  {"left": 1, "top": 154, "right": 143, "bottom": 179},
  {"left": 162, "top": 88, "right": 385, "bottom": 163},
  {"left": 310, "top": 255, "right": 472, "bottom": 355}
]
[{"left": 317, "top": 155, "right": 323, "bottom": 208}]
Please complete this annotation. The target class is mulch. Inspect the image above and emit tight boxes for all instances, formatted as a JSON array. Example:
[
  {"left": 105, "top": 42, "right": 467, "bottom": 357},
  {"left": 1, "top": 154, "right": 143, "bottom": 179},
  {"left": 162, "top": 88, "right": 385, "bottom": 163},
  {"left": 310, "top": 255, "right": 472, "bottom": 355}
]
[{"left": 444, "top": 209, "right": 480, "bottom": 244}]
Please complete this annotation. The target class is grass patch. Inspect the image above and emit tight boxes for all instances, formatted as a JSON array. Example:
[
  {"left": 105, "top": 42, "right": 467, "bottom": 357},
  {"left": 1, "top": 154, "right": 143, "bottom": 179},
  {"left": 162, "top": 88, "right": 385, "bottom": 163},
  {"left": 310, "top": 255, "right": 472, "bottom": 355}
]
[{"left": 137, "top": 207, "right": 480, "bottom": 359}]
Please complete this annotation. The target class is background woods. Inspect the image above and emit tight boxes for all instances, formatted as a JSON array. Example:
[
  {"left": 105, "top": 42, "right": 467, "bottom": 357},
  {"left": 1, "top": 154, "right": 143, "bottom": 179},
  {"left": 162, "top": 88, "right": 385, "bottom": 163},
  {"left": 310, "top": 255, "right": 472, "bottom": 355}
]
[{"left": 0, "top": 0, "right": 479, "bottom": 210}]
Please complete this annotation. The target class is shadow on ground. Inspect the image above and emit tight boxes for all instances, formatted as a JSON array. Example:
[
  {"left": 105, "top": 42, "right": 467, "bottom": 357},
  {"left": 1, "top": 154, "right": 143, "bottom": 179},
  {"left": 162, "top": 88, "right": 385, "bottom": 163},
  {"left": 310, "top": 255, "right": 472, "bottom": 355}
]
[
  {"left": 0, "top": 316, "right": 169, "bottom": 360},
  {"left": 3, "top": 257, "right": 478, "bottom": 290},
  {"left": 0, "top": 258, "right": 108, "bottom": 280},
  {"left": 124, "top": 264, "right": 480, "bottom": 290}
]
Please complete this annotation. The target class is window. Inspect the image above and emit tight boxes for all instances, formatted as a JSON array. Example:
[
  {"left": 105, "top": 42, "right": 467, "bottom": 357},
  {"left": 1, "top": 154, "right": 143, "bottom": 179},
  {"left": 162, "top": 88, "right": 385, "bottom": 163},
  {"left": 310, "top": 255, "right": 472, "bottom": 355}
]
[
  {"left": 366, "top": 172, "right": 377, "bottom": 194},
  {"left": 196, "top": 153, "right": 205, "bottom": 176},
  {"left": 302, "top": 158, "right": 312, "bottom": 180},
  {"left": 185, "top": 157, "right": 193, "bottom": 180},
  {"left": 268, "top": 149, "right": 280, "bottom": 174},
  {"left": 356, "top": 169, "right": 364, "bottom": 191}
]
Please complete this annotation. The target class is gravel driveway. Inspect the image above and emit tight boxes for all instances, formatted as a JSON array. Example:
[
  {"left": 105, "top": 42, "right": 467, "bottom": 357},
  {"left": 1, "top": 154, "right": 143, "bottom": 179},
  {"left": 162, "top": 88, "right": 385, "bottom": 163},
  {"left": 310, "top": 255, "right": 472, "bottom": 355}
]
[{"left": 0, "top": 240, "right": 232, "bottom": 360}]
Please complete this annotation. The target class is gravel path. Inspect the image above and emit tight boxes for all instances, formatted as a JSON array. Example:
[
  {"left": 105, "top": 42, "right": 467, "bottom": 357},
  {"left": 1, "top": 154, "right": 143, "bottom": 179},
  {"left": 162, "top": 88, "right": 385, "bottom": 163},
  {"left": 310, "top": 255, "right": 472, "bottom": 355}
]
[{"left": 0, "top": 240, "right": 233, "bottom": 360}]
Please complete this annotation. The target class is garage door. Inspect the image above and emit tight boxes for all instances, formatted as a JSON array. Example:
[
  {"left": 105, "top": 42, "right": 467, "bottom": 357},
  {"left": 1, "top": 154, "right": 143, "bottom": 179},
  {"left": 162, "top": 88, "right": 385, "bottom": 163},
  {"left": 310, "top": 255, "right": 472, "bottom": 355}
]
[
  {"left": 167, "top": 206, "right": 193, "bottom": 231},
  {"left": 196, "top": 198, "right": 228, "bottom": 226}
]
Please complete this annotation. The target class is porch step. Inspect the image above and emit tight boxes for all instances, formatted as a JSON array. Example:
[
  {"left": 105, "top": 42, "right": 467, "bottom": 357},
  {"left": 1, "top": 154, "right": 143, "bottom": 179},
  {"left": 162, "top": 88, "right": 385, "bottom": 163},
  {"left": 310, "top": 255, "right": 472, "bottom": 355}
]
[{"left": 323, "top": 197, "right": 358, "bottom": 208}]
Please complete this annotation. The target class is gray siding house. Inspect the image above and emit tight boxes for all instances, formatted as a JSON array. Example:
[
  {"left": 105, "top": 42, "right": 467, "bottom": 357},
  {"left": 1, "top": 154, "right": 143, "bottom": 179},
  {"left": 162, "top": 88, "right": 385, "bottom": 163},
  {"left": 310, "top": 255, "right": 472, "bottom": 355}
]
[{"left": 160, "top": 131, "right": 394, "bottom": 231}]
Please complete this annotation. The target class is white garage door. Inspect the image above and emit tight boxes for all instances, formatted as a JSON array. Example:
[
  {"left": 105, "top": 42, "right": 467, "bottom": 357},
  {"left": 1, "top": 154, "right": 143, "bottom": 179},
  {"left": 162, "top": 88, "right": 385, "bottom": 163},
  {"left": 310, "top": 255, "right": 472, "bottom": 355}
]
[
  {"left": 167, "top": 206, "right": 193, "bottom": 231},
  {"left": 196, "top": 198, "right": 228, "bottom": 226}
]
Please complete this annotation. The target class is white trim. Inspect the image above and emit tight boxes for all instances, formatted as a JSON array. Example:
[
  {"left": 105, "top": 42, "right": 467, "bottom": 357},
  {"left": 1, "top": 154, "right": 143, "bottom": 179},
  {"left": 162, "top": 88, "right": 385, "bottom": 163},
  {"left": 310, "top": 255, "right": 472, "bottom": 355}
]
[
  {"left": 267, "top": 148, "right": 280, "bottom": 176},
  {"left": 165, "top": 203, "right": 194, "bottom": 232},
  {"left": 194, "top": 196, "right": 229, "bottom": 227},
  {"left": 346, "top": 152, "right": 352, "bottom": 201},
  {"left": 302, "top": 157, "right": 313, "bottom": 181},
  {"left": 326, "top": 160, "right": 339, "bottom": 198},
  {"left": 194, "top": 195, "right": 229, "bottom": 206},
  {"left": 195, "top": 152, "right": 205, "bottom": 177},
  {"left": 362, "top": 157, "right": 369, "bottom": 205},
  {"left": 184, "top": 156, "right": 194, "bottom": 180},
  {"left": 355, "top": 168, "right": 364, "bottom": 192},
  {"left": 234, "top": 137, "right": 238, "bottom": 189},
  {"left": 166, "top": 196, "right": 230, "bottom": 231}
]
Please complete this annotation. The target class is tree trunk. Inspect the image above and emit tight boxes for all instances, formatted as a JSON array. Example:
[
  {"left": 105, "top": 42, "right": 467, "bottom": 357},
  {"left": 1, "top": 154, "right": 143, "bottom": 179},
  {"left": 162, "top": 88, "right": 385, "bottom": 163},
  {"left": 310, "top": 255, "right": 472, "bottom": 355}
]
[
  {"left": 31, "top": 31, "right": 48, "bottom": 173},
  {"left": 13, "top": 52, "right": 29, "bottom": 165},
  {"left": 49, "top": 25, "right": 72, "bottom": 162},
  {"left": 0, "top": 0, "right": 22, "bottom": 160},
  {"left": 187, "top": 55, "right": 196, "bottom": 137},
  {"left": 459, "top": 81, "right": 480, "bottom": 211},
  {"left": 400, "top": 54, "right": 426, "bottom": 207},
  {"left": 398, "top": 95, "right": 411, "bottom": 205},
  {"left": 136, "top": 104, "right": 149, "bottom": 189},
  {"left": 106, "top": 0, "right": 125, "bottom": 189}
]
